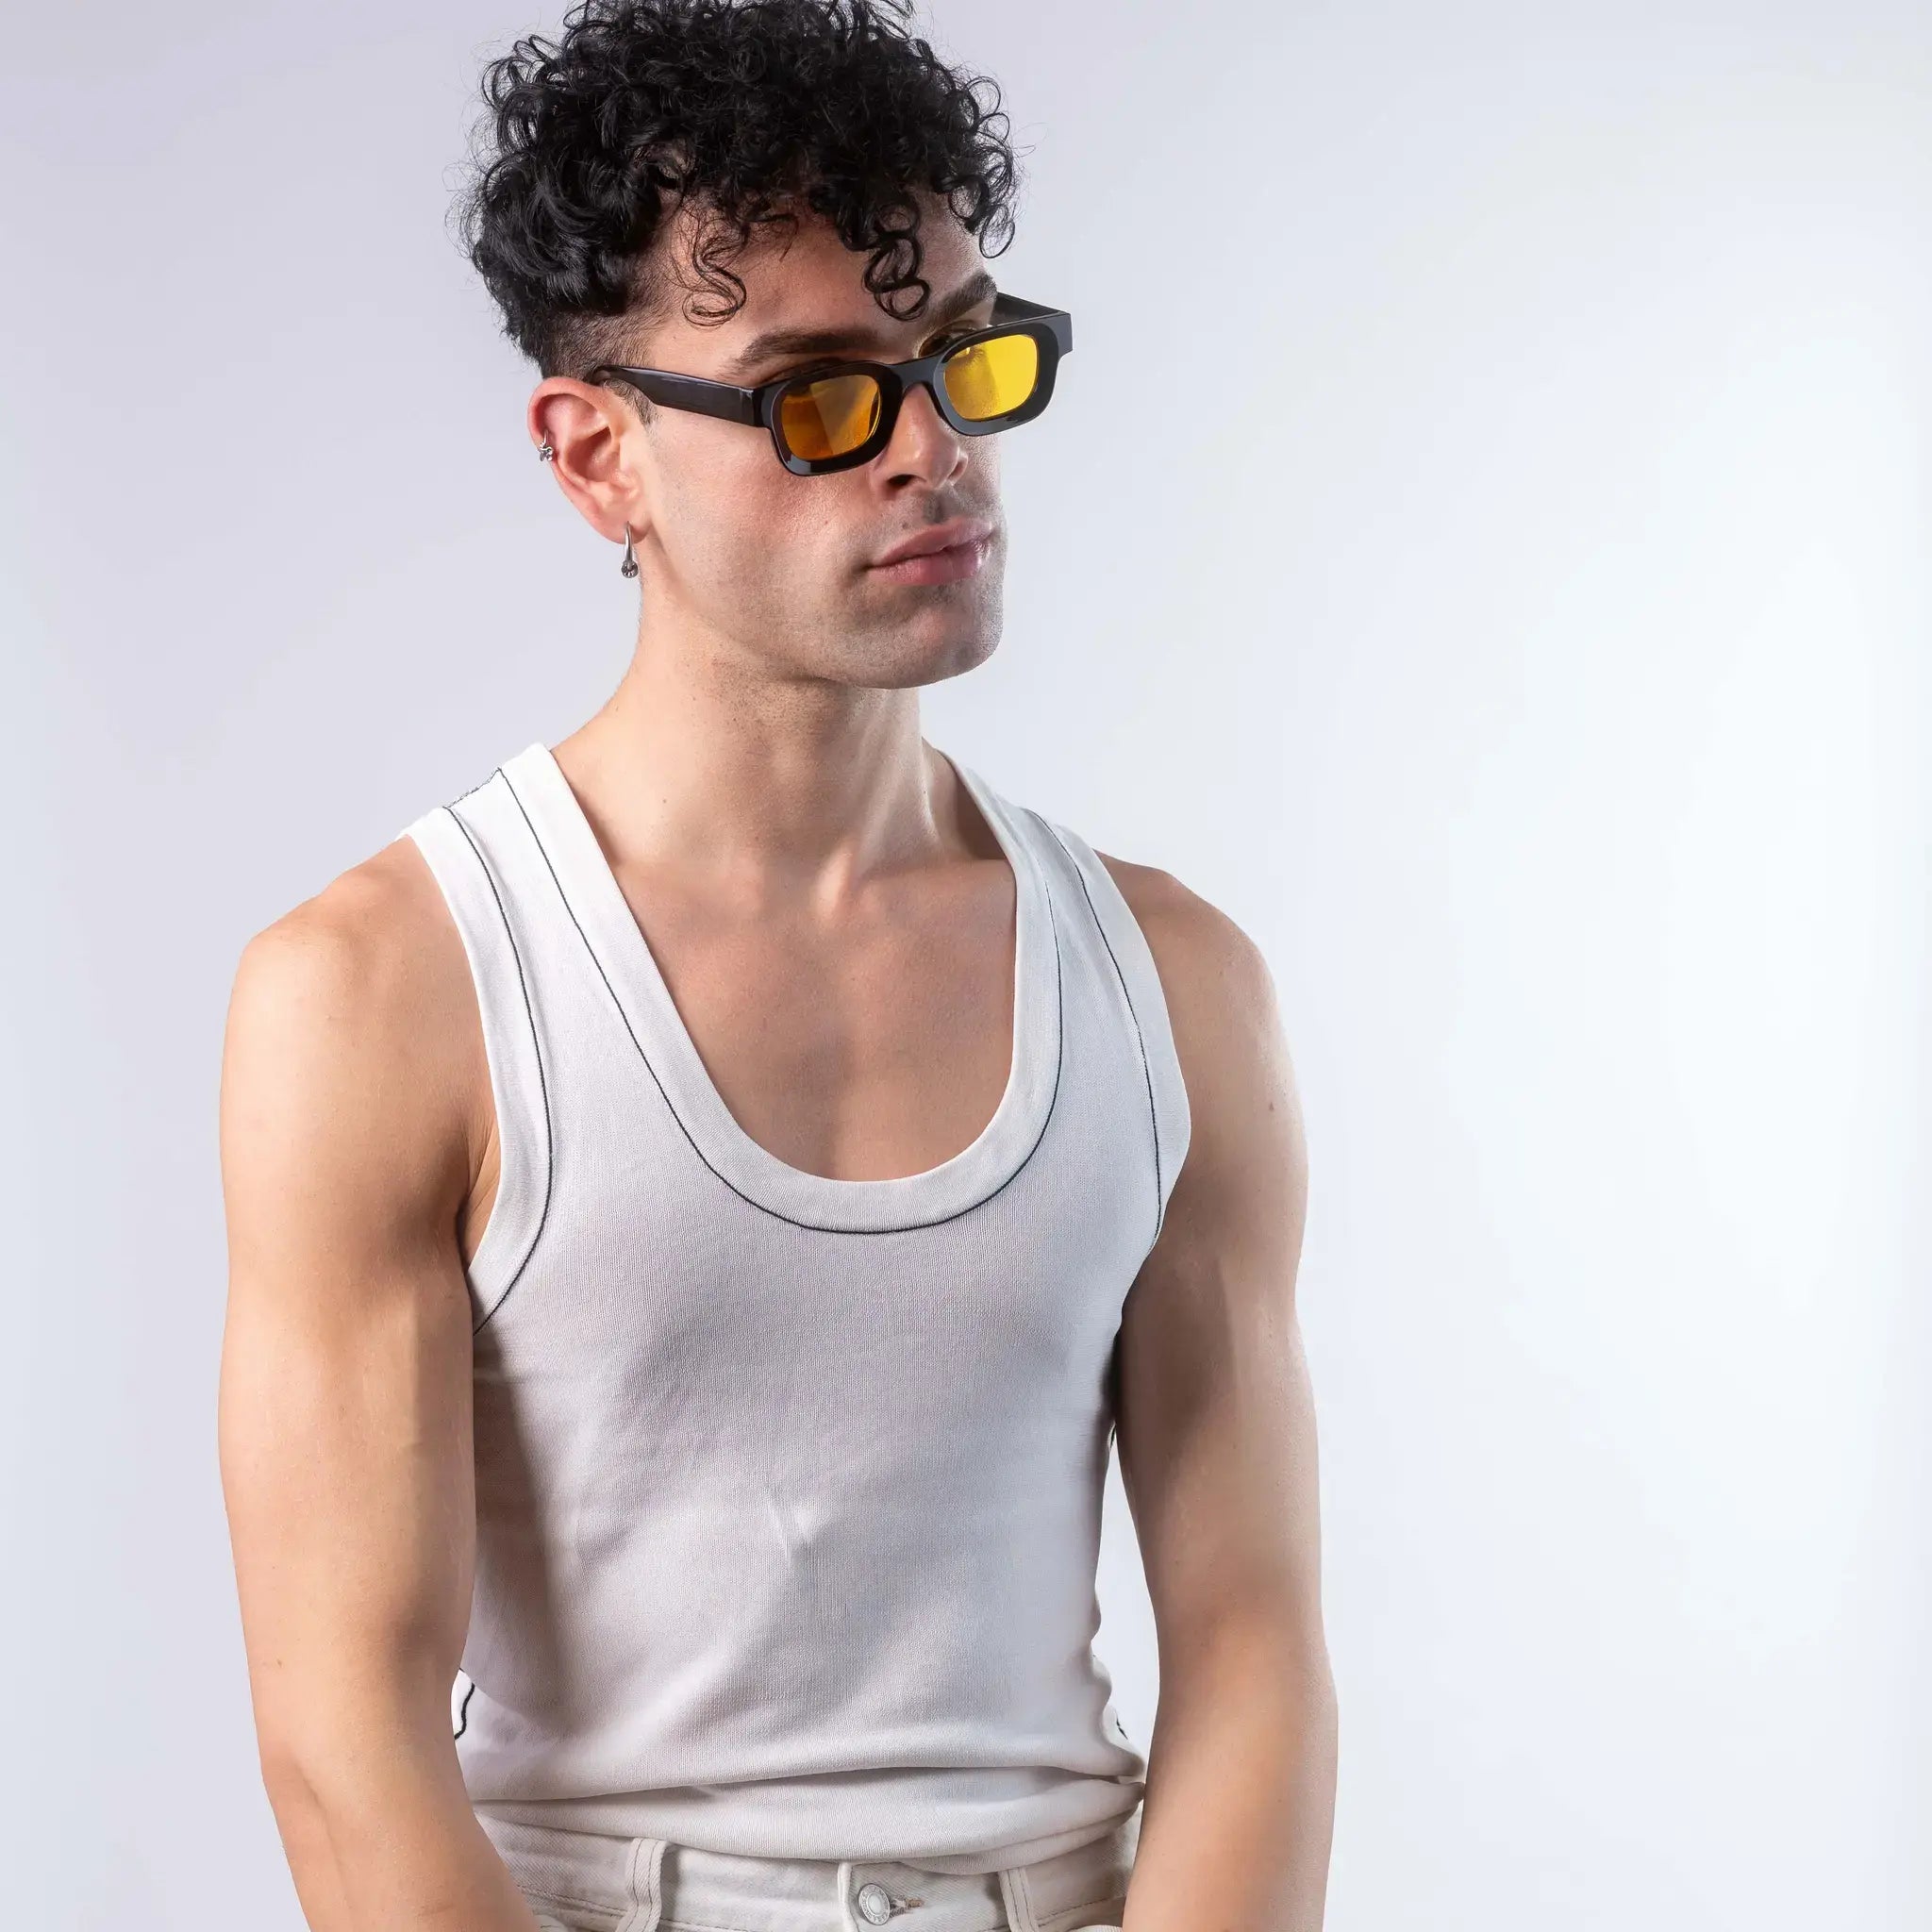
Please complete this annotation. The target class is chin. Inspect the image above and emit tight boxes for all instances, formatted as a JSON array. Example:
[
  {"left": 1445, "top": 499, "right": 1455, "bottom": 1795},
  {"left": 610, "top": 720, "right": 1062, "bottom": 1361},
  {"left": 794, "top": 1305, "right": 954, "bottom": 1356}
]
[
  {"left": 829, "top": 578, "right": 1001, "bottom": 688},
  {"left": 881, "top": 604, "right": 1004, "bottom": 687},
  {"left": 913, "top": 629, "right": 1003, "bottom": 687}
]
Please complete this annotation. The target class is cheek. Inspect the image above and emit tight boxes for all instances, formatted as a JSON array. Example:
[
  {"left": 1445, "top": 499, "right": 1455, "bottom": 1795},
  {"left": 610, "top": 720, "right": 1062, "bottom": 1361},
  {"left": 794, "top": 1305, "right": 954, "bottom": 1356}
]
[{"left": 656, "top": 427, "right": 803, "bottom": 570}]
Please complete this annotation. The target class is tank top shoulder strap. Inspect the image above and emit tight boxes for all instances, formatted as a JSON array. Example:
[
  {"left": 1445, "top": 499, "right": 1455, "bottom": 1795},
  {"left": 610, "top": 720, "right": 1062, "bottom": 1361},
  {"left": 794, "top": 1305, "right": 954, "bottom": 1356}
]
[
  {"left": 398, "top": 772, "right": 556, "bottom": 1329},
  {"left": 982, "top": 790, "right": 1193, "bottom": 1244}
]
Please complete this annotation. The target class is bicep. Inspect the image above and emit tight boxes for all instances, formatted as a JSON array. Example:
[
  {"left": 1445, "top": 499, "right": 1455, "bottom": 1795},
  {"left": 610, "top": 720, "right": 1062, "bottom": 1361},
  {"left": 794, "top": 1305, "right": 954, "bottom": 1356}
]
[
  {"left": 1112, "top": 892, "right": 1322, "bottom": 1662},
  {"left": 217, "top": 901, "right": 479, "bottom": 1792}
]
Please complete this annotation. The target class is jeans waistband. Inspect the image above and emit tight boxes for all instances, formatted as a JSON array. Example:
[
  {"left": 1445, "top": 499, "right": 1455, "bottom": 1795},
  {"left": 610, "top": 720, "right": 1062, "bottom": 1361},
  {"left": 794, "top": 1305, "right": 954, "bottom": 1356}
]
[{"left": 477, "top": 1807, "right": 1141, "bottom": 1932}]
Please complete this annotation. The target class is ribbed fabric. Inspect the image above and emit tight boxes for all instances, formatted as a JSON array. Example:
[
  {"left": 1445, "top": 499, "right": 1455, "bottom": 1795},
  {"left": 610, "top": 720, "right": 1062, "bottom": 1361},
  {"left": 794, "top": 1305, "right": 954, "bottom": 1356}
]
[{"left": 399, "top": 741, "right": 1191, "bottom": 1874}]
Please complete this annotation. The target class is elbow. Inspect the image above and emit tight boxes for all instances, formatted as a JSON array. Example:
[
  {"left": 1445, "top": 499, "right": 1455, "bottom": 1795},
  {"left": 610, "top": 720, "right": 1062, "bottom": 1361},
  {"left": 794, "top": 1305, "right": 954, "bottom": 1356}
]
[
  {"left": 251, "top": 1683, "right": 447, "bottom": 1827},
  {"left": 258, "top": 1731, "right": 330, "bottom": 1830}
]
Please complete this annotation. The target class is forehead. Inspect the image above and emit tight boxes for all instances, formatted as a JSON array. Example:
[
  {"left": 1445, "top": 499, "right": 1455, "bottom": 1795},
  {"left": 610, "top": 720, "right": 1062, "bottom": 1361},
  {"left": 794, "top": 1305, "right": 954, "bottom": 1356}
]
[{"left": 641, "top": 197, "right": 989, "bottom": 369}]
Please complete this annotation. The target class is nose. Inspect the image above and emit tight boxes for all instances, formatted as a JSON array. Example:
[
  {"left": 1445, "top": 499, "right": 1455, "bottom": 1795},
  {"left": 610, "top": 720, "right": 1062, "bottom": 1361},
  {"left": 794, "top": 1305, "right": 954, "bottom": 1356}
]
[{"left": 876, "top": 378, "right": 968, "bottom": 488}]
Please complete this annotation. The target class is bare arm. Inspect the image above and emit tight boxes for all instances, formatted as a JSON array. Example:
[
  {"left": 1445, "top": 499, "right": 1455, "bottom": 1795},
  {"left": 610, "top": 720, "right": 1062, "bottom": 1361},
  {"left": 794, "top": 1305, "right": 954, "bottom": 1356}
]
[
  {"left": 217, "top": 841, "right": 541, "bottom": 1931},
  {"left": 1107, "top": 861, "right": 1337, "bottom": 1932}
]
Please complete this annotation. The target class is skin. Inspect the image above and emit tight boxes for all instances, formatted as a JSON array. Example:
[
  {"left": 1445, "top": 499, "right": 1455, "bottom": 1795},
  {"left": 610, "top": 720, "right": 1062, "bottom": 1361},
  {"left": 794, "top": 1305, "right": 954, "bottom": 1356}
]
[{"left": 218, "top": 191, "right": 1334, "bottom": 1932}]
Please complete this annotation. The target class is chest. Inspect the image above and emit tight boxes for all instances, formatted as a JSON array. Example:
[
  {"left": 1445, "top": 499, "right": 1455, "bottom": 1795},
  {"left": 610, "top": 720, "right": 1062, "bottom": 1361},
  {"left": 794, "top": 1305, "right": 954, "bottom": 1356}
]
[{"left": 640, "top": 877, "right": 1021, "bottom": 1185}]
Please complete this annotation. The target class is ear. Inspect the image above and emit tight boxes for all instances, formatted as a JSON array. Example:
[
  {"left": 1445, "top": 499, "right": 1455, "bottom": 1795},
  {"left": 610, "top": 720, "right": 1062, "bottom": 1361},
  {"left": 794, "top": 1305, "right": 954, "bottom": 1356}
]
[{"left": 527, "top": 376, "right": 652, "bottom": 547}]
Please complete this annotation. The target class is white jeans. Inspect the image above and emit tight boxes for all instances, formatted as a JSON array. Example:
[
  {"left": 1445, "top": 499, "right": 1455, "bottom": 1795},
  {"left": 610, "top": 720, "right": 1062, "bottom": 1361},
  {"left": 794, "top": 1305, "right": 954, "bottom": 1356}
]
[
  {"left": 531, "top": 1920, "right": 1125, "bottom": 1932},
  {"left": 484, "top": 1806, "right": 1140, "bottom": 1932},
  {"left": 530, "top": 1919, "right": 1125, "bottom": 1932}
]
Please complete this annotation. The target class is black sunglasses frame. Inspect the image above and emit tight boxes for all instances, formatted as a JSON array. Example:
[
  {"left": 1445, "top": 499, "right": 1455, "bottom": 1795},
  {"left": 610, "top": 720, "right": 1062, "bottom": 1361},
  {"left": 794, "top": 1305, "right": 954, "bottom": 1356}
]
[{"left": 583, "top": 291, "right": 1074, "bottom": 476}]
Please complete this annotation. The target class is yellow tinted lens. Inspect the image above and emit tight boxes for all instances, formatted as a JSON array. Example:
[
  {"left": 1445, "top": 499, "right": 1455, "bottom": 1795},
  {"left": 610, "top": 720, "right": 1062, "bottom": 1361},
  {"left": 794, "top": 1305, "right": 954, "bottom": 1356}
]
[
  {"left": 941, "top": 331, "right": 1040, "bottom": 421},
  {"left": 778, "top": 372, "right": 883, "bottom": 460}
]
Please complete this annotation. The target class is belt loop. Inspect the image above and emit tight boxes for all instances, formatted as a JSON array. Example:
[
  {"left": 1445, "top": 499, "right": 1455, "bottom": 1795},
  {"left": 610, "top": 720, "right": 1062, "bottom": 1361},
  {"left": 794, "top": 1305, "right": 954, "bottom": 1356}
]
[
  {"left": 996, "top": 1863, "right": 1042, "bottom": 1932},
  {"left": 616, "top": 1833, "right": 669, "bottom": 1932}
]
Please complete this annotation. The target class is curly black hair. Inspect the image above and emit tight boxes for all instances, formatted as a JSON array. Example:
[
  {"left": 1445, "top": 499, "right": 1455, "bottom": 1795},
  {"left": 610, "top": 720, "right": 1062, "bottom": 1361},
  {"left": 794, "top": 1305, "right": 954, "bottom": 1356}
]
[{"left": 452, "top": 0, "right": 1021, "bottom": 393}]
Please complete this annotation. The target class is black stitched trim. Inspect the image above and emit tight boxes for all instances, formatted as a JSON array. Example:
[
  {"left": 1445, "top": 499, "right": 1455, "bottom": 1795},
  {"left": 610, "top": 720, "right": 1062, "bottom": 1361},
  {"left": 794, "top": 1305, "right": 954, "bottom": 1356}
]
[
  {"left": 453, "top": 1672, "right": 477, "bottom": 1740},
  {"left": 1034, "top": 815, "right": 1166, "bottom": 1259},
  {"left": 445, "top": 792, "right": 556, "bottom": 1334},
  {"left": 498, "top": 762, "right": 1063, "bottom": 1236}
]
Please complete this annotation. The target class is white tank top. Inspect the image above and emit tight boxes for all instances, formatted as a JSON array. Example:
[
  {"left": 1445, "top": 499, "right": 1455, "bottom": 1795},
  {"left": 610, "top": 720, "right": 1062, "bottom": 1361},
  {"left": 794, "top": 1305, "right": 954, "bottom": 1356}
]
[{"left": 399, "top": 740, "right": 1191, "bottom": 1874}]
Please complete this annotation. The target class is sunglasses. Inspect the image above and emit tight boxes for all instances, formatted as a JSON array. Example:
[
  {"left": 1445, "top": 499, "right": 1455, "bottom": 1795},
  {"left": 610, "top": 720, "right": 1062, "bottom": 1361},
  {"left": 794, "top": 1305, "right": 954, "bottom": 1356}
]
[{"left": 583, "top": 291, "right": 1073, "bottom": 476}]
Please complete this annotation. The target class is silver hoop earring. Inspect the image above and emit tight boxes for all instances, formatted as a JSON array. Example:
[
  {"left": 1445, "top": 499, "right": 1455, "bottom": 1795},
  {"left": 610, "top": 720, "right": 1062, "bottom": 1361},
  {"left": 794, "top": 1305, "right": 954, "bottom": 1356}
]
[
  {"left": 536, "top": 438, "right": 555, "bottom": 461},
  {"left": 620, "top": 522, "right": 639, "bottom": 578}
]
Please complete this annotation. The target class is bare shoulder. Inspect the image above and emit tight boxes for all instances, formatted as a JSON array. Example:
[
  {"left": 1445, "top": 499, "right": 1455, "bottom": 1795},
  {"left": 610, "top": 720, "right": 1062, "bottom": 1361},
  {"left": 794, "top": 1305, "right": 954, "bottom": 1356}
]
[
  {"left": 1092, "top": 848, "right": 1305, "bottom": 1214},
  {"left": 1091, "top": 850, "right": 1286, "bottom": 1068},
  {"left": 219, "top": 833, "right": 489, "bottom": 1294},
  {"left": 224, "top": 832, "right": 473, "bottom": 1102}
]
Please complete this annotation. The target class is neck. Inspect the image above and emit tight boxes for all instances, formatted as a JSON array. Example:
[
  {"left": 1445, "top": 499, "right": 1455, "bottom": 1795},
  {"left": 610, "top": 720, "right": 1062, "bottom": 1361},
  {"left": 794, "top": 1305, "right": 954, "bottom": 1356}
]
[{"left": 548, "top": 610, "right": 963, "bottom": 910}]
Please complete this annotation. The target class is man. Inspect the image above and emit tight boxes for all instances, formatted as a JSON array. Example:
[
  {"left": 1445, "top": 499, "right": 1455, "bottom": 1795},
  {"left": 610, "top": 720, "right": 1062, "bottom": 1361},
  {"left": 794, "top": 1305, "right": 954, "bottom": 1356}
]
[{"left": 217, "top": 3, "right": 1336, "bottom": 1929}]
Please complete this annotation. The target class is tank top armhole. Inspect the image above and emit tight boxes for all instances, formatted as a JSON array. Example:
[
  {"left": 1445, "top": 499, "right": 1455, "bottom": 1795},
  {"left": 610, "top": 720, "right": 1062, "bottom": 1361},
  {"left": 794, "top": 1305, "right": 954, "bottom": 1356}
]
[
  {"left": 1030, "top": 813, "right": 1193, "bottom": 1252},
  {"left": 400, "top": 802, "right": 554, "bottom": 1331}
]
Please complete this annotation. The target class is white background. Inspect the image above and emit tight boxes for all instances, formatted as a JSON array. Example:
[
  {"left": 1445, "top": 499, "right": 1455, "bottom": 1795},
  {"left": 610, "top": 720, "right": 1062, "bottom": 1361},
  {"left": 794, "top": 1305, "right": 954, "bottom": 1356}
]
[{"left": 2, "top": 3, "right": 1924, "bottom": 1925}]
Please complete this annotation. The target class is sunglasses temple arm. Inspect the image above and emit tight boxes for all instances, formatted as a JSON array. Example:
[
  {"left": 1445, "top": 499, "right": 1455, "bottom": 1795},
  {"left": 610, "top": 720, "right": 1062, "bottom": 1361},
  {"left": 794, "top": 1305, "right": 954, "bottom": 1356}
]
[{"left": 597, "top": 367, "right": 761, "bottom": 425}]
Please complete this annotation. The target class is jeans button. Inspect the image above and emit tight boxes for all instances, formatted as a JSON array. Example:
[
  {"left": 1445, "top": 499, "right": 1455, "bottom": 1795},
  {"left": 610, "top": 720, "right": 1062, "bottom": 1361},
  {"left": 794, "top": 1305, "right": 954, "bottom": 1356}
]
[{"left": 856, "top": 1880, "right": 896, "bottom": 1924}]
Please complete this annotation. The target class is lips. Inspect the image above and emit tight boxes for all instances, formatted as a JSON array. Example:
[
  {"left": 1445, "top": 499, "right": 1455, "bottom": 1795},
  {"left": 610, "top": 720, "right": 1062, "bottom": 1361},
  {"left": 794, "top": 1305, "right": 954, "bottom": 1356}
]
[{"left": 870, "top": 516, "right": 996, "bottom": 569}]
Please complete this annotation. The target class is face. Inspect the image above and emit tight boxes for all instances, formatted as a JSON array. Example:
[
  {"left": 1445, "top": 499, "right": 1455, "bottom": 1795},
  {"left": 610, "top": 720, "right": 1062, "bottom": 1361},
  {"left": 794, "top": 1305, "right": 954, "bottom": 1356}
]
[{"left": 534, "top": 196, "right": 1010, "bottom": 690}]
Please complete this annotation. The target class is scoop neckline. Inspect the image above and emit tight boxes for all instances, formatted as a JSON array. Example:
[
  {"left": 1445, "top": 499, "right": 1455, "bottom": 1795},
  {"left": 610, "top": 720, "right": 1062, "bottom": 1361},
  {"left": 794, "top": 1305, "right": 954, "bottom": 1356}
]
[{"left": 497, "top": 739, "right": 1062, "bottom": 1232}]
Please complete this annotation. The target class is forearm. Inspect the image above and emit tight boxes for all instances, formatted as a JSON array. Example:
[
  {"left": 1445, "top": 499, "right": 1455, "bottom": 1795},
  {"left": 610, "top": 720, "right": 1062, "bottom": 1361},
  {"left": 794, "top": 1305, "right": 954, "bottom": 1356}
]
[
  {"left": 262, "top": 1724, "right": 541, "bottom": 1932},
  {"left": 1123, "top": 1638, "right": 1339, "bottom": 1932}
]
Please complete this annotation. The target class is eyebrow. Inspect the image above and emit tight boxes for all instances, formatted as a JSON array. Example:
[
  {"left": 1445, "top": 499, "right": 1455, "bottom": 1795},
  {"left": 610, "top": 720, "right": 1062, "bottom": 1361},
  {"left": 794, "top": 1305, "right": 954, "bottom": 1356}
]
[{"left": 719, "top": 269, "right": 1000, "bottom": 381}]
